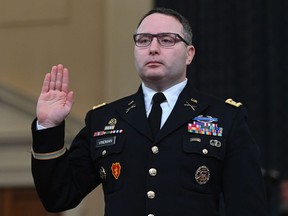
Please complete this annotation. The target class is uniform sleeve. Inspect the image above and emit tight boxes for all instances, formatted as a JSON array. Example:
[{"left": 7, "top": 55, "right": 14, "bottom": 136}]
[
  {"left": 222, "top": 107, "right": 269, "bottom": 216},
  {"left": 31, "top": 113, "right": 101, "bottom": 212}
]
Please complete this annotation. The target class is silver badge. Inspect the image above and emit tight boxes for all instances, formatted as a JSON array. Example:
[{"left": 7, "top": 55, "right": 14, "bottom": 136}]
[
  {"left": 99, "top": 166, "right": 106, "bottom": 180},
  {"left": 195, "top": 166, "right": 210, "bottom": 185},
  {"left": 210, "top": 139, "right": 221, "bottom": 147}
]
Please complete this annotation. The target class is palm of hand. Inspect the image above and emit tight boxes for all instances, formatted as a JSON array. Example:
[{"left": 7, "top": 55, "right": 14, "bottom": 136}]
[
  {"left": 36, "top": 64, "right": 74, "bottom": 128},
  {"left": 37, "top": 90, "right": 72, "bottom": 127}
]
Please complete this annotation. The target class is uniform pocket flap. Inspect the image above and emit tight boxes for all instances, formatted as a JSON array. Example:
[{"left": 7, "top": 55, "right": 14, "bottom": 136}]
[{"left": 183, "top": 134, "right": 225, "bottom": 160}]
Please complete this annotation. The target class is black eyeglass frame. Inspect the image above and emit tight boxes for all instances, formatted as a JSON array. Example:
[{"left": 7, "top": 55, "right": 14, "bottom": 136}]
[{"left": 133, "top": 32, "right": 190, "bottom": 47}]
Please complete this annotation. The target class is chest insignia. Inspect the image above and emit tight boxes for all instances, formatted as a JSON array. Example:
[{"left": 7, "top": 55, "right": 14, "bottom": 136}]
[
  {"left": 104, "top": 118, "right": 117, "bottom": 130},
  {"left": 195, "top": 165, "right": 210, "bottom": 185},
  {"left": 188, "top": 115, "right": 223, "bottom": 137},
  {"left": 111, "top": 162, "right": 121, "bottom": 180}
]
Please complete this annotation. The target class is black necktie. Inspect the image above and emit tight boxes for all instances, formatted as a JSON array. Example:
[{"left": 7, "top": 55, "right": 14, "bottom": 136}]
[{"left": 148, "top": 92, "right": 166, "bottom": 138}]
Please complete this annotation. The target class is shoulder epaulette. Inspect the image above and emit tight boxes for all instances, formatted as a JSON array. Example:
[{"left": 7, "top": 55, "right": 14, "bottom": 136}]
[
  {"left": 225, "top": 98, "right": 242, "bottom": 107},
  {"left": 92, "top": 102, "right": 107, "bottom": 110}
]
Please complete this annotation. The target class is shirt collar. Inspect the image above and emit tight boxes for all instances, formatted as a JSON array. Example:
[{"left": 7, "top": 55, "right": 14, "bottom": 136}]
[{"left": 142, "top": 79, "right": 188, "bottom": 112}]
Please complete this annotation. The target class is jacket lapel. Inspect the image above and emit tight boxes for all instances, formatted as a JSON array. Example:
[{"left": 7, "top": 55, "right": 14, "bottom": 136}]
[
  {"left": 116, "top": 83, "right": 210, "bottom": 143},
  {"left": 116, "top": 87, "right": 153, "bottom": 140},
  {"left": 156, "top": 83, "right": 209, "bottom": 142}
]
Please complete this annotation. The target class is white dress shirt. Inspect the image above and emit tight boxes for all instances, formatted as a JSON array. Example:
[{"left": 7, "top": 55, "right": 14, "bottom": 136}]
[{"left": 142, "top": 79, "right": 187, "bottom": 128}]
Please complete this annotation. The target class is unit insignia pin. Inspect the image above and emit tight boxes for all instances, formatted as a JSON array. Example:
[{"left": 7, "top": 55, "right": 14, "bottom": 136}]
[
  {"left": 104, "top": 118, "right": 117, "bottom": 130},
  {"left": 195, "top": 165, "right": 210, "bottom": 185},
  {"left": 111, "top": 162, "right": 121, "bottom": 180},
  {"left": 99, "top": 166, "right": 106, "bottom": 180}
]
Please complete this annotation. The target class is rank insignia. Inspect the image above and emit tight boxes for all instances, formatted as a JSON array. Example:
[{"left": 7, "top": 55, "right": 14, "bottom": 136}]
[
  {"left": 195, "top": 165, "right": 210, "bottom": 185},
  {"left": 99, "top": 166, "right": 106, "bottom": 180},
  {"left": 225, "top": 98, "right": 242, "bottom": 107},
  {"left": 111, "top": 162, "right": 121, "bottom": 180},
  {"left": 188, "top": 115, "right": 223, "bottom": 137}
]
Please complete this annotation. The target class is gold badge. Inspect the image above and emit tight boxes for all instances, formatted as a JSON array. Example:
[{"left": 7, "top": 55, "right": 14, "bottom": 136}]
[
  {"left": 104, "top": 118, "right": 117, "bottom": 130},
  {"left": 225, "top": 98, "right": 242, "bottom": 107},
  {"left": 195, "top": 166, "right": 210, "bottom": 185}
]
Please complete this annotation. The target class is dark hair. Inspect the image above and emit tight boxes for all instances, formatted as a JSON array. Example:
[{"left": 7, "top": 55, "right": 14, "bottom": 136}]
[{"left": 136, "top": 8, "right": 193, "bottom": 45}]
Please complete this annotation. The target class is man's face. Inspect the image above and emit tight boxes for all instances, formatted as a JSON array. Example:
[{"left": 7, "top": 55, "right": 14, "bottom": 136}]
[{"left": 134, "top": 13, "right": 195, "bottom": 91}]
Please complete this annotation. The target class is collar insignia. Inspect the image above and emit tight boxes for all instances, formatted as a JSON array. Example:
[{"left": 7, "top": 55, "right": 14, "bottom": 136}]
[{"left": 184, "top": 98, "right": 197, "bottom": 111}]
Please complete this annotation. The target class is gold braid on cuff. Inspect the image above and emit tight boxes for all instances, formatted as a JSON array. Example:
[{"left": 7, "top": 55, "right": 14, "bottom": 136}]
[{"left": 31, "top": 145, "right": 66, "bottom": 160}]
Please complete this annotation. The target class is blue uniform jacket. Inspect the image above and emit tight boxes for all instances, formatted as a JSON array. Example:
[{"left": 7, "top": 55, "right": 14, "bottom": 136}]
[{"left": 31, "top": 82, "right": 268, "bottom": 216}]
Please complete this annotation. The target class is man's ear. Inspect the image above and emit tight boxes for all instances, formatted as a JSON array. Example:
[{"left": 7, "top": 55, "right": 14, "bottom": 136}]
[{"left": 186, "top": 45, "right": 195, "bottom": 65}]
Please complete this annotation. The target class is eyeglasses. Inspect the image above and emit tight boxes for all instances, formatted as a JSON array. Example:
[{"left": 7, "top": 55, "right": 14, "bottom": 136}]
[{"left": 133, "top": 33, "right": 190, "bottom": 47}]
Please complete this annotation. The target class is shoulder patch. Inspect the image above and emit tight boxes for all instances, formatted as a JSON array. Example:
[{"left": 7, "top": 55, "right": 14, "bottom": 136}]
[
  {"left": 225, "top": 98, "right": 242, "bottom": 107},
  {"left": 92, "top": 102, "right": 107, "bottom": 110}
]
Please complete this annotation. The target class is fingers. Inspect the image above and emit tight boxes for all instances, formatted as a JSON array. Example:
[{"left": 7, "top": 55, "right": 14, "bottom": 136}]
[
  {"left": 46, "top": 64, "right": 69, "bottom": 92},
  {"left": 41, "top": 73, "right": 51, "bottom": 93},
  {"left": 61, "top": 67, "right": 70, "bottom": 93},
  {"left": 55, "top": 65, "right": 64, "bottom": 91},
  {"left": 49, "top": 65, "right": 58, "bottom": 91}
]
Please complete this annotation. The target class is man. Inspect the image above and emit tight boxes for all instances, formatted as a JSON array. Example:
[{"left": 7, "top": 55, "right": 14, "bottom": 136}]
[{"left": 31, "top": 8, "right": 268, "bottom": 216}]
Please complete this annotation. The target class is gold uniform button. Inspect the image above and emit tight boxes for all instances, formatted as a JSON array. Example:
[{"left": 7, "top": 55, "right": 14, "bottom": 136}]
[
  {"left": 102, "top": 150, "right": 107, "bottom": 156},
  {"left": 148, "top": 214, "right": 154, "bottom": 216},
  {"left": 147, "top": 191, "right": 155, "bottom": 199},
  {"left": 149, "top": 168, "right": 157, "bottom": 176},
  {"left": 151, "top": 146, "right": 159, "bottom": 154}
]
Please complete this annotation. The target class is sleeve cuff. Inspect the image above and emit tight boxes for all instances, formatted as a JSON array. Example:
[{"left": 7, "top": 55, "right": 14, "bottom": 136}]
[
  {"left": 31, "top": 118, "right": 66, "bottom": 154},
  {"left": 31, "top": 145, "right": 67, "bottom": 160}
]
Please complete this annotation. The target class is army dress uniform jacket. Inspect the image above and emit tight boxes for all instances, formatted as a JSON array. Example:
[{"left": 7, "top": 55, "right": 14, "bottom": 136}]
[{"left": 31, "top": 82, "right": 268, "bottom": 216}]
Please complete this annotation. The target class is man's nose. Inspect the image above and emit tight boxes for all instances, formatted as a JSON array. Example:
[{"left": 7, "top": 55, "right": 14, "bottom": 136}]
[{"left": 149, "top": 37, "right": 160, "bottom": 54}]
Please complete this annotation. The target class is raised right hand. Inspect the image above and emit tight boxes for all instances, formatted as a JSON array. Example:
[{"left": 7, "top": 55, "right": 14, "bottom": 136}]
[{"left": 36, "top": 64, "right": 74, "bottom": 128}]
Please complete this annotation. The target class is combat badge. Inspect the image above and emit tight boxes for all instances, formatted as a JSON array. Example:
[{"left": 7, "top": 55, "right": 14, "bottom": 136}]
[
  {"left": 195, "top": 166, "right": 210, "bottom": 185},
  {"left": 111, "top": 162, "right": 121, "bottom": 180}
]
